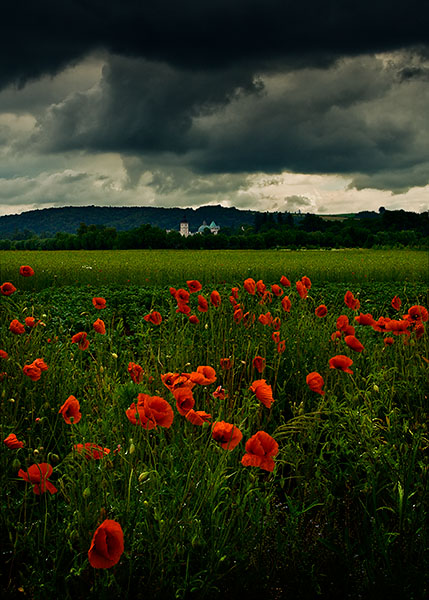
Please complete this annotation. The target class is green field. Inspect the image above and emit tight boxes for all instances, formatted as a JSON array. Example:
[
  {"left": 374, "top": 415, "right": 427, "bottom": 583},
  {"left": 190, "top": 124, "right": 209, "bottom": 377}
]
[
  {"left": 1, "top": 250, "right": 428, "bottom": 600},
  {"left": 1, "top": 248, "right": 428, "bottom": 289}
]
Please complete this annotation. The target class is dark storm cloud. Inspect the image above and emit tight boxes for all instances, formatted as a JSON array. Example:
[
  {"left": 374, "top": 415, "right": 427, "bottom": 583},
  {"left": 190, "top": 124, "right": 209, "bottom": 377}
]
[{"left": 2, "top": 0, "right": 429, "bottom": 89}]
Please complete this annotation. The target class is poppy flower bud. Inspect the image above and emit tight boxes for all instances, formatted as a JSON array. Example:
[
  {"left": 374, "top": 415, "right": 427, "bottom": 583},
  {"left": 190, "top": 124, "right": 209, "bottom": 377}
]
[
  {"left": 12, "top": 458, "right": 21, "bottom": 470},
  {"left": 111, "top": 353, "right": 118, "bottom": 359},
  {"left": 138, "top": 472, "right": 150, "bottom": 483},
  {"left": 129, "top": 443, "right": 135, "bottom": 455},
  {"left": 83, "top": 487, "right": 91, "bottom": 498},
  {"left": 373, "top": 384, "right": 379, "bottom": 392}
]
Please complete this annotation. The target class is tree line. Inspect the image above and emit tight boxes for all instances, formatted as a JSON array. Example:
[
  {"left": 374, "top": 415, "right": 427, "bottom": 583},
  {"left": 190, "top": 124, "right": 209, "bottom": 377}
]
[{"left": 0, "top": 210, "right": 427, "bottom": 251}]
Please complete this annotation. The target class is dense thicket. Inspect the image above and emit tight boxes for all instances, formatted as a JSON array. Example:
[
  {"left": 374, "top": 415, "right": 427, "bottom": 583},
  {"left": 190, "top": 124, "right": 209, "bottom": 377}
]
[{"left": 0, "top": 209, "right": 427, "bottom": 250}]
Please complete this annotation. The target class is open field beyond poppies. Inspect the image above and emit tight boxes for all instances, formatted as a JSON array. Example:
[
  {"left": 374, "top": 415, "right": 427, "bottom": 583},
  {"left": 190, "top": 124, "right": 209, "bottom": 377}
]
[{"left": 1, "top": 249, "right": 428, "bottom": 599}]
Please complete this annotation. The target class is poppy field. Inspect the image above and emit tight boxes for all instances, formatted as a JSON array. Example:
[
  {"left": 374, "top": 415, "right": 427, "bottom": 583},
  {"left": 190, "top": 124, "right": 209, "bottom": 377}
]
[{"left": 1, "top": 250, "right": 428, "bottom": 600}]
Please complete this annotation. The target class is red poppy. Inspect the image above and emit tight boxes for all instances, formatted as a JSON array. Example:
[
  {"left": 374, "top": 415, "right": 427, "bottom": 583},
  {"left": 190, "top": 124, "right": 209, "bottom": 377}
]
[
  {"left": 329, "top": 355, "right": 353, "bottom": 373},
  {"left": 344, "top": 291, "right": 360, "bottom": 310},
  {"left": 220, "top": 358, "right": 232, "bottom": 370},
  {"left": 280, "top": 275, "right": 291, "bottom": 288},
  {"left": 176, "top": 302, "right": 191, "bottom": 315},
  {"left": 296, "top": 281, "right": 308, "bottom": 299},
  {"left": 189, "top": 314, "right": 200, "bottom": 324},
  {"left": 190, "top": 365, "right": 217, "bottom": 385},
  {"left": 212, "top": 385, "right": 227, "bottom": 400},
  {"left": 9, "top": 319, "right": 25, "bottom": 334},
  {"left": 268, "top": 284, "right": 282, "bottom": 298},
  {"left": 301, "top": 276, "right": 311, "bottom": 290},
  {"left": 249, "top": 379, "right": 275, "bottom": 409},
  {"left": 74, "top": 443, "right": 111, "bottom": 459},
  {"left": 315, "top": 305, "right": 328, "bottom": 318},
  {"left": 161, "top": 372, "right": 194, "bottom": 392},
  {"left": 19, "top": 265, "right": 35, "bottom": 277},
  {"left": 173, "top": 387, "right": 195, "bottom": 415},
  {"left": 241, "top": 431, "right": 279, "bottom": 472},
  {"left": 271, "top": 331, "right": 281, "bottom": 343},
  {"left": 93, "top": 318, "right": 106, "bottom": 334},
  {"left": 59, "top": 395, "right": 82, "bottom": 424},
  {"left": 175, "top": 288, "right": 190, "bottom": 303},
  {"left": 144, "top": 310, "right": 162, "bottom": 325},
  {"left": 306, "top": 372, "right": 325, "bottom": 395},
  {"left": 71, "top": 331, "right": 89, "bottom": 350},
  {"left": 336, "top": 315, "right": 350, "bottom": 331},
  {"left": 88, "top": 519, "right": 124, "bottom": 569},
  {"left": 4, "top": 433, "right": 24, "bottom": 449},
  {"left": 197, "top": 295, "right": 209, "bottom": 312},
  {"left": 391, "top": 296, "right": 402, "bottom": 311},
  {"left": 243, "top": 278, "right": 256, "bottom": 295},
  {"left": 415, "top": 323, "right": 425, "bottom": 339},
  {"left": 128, "top": 362, "right": 144, "bottom": 384},
  {"left": 187, "top": 280, "right": 202, "bottom": 293},
  {"left": 252, "top": 356, "right": 266, "bottom": 373},
  {"left": 243, "top": 311, "right": 256, "bottom": 327},
  {"left": 212, "top": 421, "right": 243, "bottom": 450},
  {"left": 231, "top": 287, "right": 239, "bottom": 300},
  {"left": 331, "top": 330, "right": 342, "bottom": 341},
  {"left": 92, "top": 297, "right": 106, "bottom": 310},
  {"left": 277, "top": 340, "right": 286, "bottom": 353},
  {"left": 385, "top": 319, "right": 410, "bottom": 336},
  {"left": 272, "top": 317, "right": 281, "bottom": 330},
  {"left": 185, "top": 409, "right": 212, "bottom": 425},
  {"left": 1, "top": 282, "right": 17, "bottom": 296},
  {"left": 169, "top": 287, "right": 177, "bottom": 297},
  {"left": 344, "top": 335, "right": 365, "bottom": 352},
  {"left": 18, "top": 463, "right": 57, "bottom": 495},
  {"left": 233, "top": 307, "right": 243, "bottom": 323},
  {"left": 210, "top": 290, "right": 221, "bottom": 307},
  {"left": 372, "top": 317, "right": 391, "bottom": 333},
  {"left": 256, "top": 280, "right": 266, "bottom": 295},
  {"left": 0, "top": 350, "right": 8, "bottom": 360},
  {"left": 258, "top": 312, "right": 273, "bottom": 326},
  {"left": 229, "top": 295, "right": 238, "bottom": 307},
  {"left": 384, "top": 337, "right": 395, "bottom": 346},
  {"left": 354, "top": 313, "right": 374, "bottom": 326},
  {"left": 33, "top": 358, "right": 48, "bottom": 371},
  {"left": 23, "top": 363, "right": 42, "bottom": 381},
  {"left": 126, "top": 394, "right": 174, "bottom": 429},
  {"left": 24, "top": 316, "right": 37, "bottom": 328},
  {"left": 406, "top": 305, "right": 428, "bottom": 323},
  {"left": 281, "top": 295, "right": 291, "bottom": 312}
]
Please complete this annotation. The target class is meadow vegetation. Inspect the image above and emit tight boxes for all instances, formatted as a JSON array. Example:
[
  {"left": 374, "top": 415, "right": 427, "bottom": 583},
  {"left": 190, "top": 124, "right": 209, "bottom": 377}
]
[{"left": 1, "top": 249, "right": 428, "bottom": 599}]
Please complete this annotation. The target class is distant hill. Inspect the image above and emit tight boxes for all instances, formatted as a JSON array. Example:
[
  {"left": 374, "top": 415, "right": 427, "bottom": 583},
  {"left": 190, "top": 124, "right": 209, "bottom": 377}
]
[{"left": 0, "top": 205, "right": 258, "bottom": 238}]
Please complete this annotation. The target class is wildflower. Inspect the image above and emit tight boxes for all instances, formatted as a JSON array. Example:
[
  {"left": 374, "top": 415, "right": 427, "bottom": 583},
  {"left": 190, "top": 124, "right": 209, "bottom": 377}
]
[
  {"left": 344, "top": 290, "right": 360, "bottom": 310},
  {"left": 175, "top": 288, "right": 190, "bottom": 304},
  {"left": 144, "top": 310, "right": 162, "bottom": 325},
  {"left": 20, "top": 265, "right": 35, "bottom": 277},
  {"left": 74, "top": 443, "right": 111, "bottom": 459},
  {"left": 185, "top": 409, "right": 212, "bottom": 425},
  {"left": 23, "top": 363, "right": 42, "bottom": 381},
  {"left": 306, "top": 372, "right": 325, "bottom": 395},
  {"left": 33, "top": 358, "right": 48, "bottom": 371},
  {"left": 243, "top": 278, "right": 256, "bottom": 295},
  {"left": 173, "top": 387, "right": 195, "bottom": 416},
  {"left": 252, "top": 356, "right": 266, "bottom": 373},
  {"left": 9, "top": 319, "right": 25, "bottom": 334},
  {"left": 212, "top": 421, "right": 243, "bottom": 450},
  {"left": 281, "top": 295, "right": 291, "bottom": 312},
  {"left": 315, "top": 305, "right": 327, "bottom": 318},
  {"left": 256, "top": 280, "right": 266, "bottom": 295},
  {"left": 372, "top": 317, "right": 391, "bottom": 333},
  {"left": 329, "top": 355, "right": 353, "bottom": 373},
  {"left": 296, "top": 281, "right": 308, "bottom": 299},
  {"left": 272, "top": 331, "right": 281, "bottom": 343},
  {"left": 92, "top": 297, "right": 106, "bottom": 310},
  {"left": 197, "top": 295, "right": 209, "bottom": 312},
  {"left": 1, "top": 282, "right": 17, "bottom": 296},
  {"left": 210, "top": 290, "right": 221, "bottom": 307},
  {"left": 231, "top": 287, "right": 239, "bottom": 300},
  {"left": 190, "top": 365, "right": 217, "bottom": 385},
  {"left": 301, "top": 276, "right": 312, "bottom": 290},
  {"left": 280, "top": 275, "right": 291, "bottom": 287},
  {"left": 406, "top": 305, "right": 428, "bottom": 323},
  {"left": 415, "top": 323, "right": 425, "bottom": 339},
  {"left": 212, "top": 385, "right": 227, "bottom": 400},
  {"left": 189, "top": 314, "right": 200, "bottom": 324},
  {"left": 220, "top": 358, "right": 232, "bottom": 370},
  {"left": 93, "top": 318, "right": 106, "bottom": 334},
  {"left": 59, "top": 395, "right": 82, "bottom": 424},
  {"left": 176, "top": 302, "right": 191, "bottom": 315},
  {"left": 384, "top": 337, "right": 395, "bottom": 346},
  {"left": 169, "top": 286, "right": 177, "bottom": 297},
  {"left": 271, "top": 284, "right": 283, "bottom": 297},
  {"left": 241, "top": 431, "right": 279, "bottom": 472},
  {"left": 354, "top": 313, "right": 374, "bottom": 326},
  {"left": 126, "top": 393, "right": 174, "bottom": 429},
  {"left": 272, "top": 317, "right": 281, "bottom": 330},
  {"left": 331, "top": 330, "right": 342, "bottom": 341},
  {"left": 243, "top": 311, "right": 256, "bottom": 327},
  {"left": 128, "top": 362, "right": 144, "bottom": 384},
  {"left": 4, "top": 433, "right": 24, "bottom": 449},
  {"left": 250, "top": 379, "right": 275, "bottom": 409},
  {"left": 18, "top": 463, "right": 57, "bottom": 495},
  {"left": 71, "top": 331, "right": 89, "bottom": 350},
  {"left": 345, "top": 335, "right": 365, "bottom": 352},
  {"left": 88, "top": 519, "right": 124, "bottom": 569},
  {"left": 385, "top": 319, "right": 410, "bottom": 336},
  {"left": 187, "top": 280, "right": 202, "bottom": 293},
  {"left": 277, "top": 340, "right": 286, "bottom": 353},
  {"left": 258, "top": 312, "right": 273, "bottom": 326},
  {"left": 0, "top": 350, "right": 9, "bottom": 360},
  {"left": 391, "top": 296, "right": 402, "bottom": 311}
]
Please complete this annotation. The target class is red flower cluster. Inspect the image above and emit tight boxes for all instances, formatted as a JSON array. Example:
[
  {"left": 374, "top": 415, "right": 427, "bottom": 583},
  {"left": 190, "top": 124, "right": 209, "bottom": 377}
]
[{"left": 23, "top": 358, "right": 48, "bottom": 382}]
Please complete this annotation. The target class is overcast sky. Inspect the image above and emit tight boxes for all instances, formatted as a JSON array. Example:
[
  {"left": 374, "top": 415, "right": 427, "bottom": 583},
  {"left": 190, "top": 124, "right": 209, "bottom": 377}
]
[{"left": 1, "top": 0, "right": 428, "bottom": 217}]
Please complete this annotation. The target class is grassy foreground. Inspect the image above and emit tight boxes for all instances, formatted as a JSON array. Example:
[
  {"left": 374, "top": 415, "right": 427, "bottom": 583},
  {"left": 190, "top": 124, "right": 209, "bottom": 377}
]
[{"left": 1, "top": 251, "right": 428, "bottom": 599}]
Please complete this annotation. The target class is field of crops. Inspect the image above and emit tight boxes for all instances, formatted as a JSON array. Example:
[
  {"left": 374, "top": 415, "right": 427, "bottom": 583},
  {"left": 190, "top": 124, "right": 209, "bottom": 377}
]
[{"left": 1, "top": 250, "right": 428, "bottom": 599}]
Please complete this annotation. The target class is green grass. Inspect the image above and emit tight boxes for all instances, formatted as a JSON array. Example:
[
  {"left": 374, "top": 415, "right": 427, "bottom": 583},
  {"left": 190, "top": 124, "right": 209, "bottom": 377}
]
[{"left": 1, "top": 253, "right": 428, "bottom": 599}]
